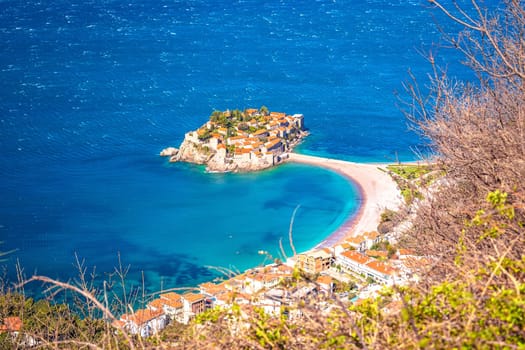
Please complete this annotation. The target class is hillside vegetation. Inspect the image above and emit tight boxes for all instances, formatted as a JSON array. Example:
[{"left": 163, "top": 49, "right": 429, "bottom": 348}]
[{"left": 1, "top": 1, "right": 524, "bottom": 349}]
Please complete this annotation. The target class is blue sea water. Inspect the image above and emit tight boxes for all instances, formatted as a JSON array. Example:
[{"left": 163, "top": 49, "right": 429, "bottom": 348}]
[{"left": 1, "top": 0, "right": 469, "bottom": 293}]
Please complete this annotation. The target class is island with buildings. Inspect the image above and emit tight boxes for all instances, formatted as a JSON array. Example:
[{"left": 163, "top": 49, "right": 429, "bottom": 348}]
[{"left": 160, "top": 107, "right": 307, "bottom": 172}]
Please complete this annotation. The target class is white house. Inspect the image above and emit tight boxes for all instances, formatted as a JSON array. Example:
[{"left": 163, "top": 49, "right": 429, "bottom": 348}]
[
  {"left": 148, "top": 292, "right": 185, "bottom": 323},
  {"left": 257, "top": 298, "right": 282, "bottom": 316},
  {"left": 344, "top": 235, "right": 367, "bottom": 252},
  {"left": 337, "top": 250, "right": 370, "bottom": 275},
  {"left": 120, "top": 308, "right": 167, "bottom": 337},
  {"left": 316, "top": 275, "right": 334, "bottom": 294},
  {"left": 208, "top": 136, "right": 220, "bottom": 150},
  {"left": 362, "top": 231, "right": 382, "bottom": 250},
  {"left": 216, "top": 143, "right": 227, "bottom": 158},
  {"left": 363, "top": 260, "right": 397, "bottom": 285},
  {"left": 243, "top": 272, "right": 282, "bottom": 294},
  {"left": 292, "top": 114, "right": 304, "bottom": 129},
  {"left": 336, "top": 250, "right": 398, "bottom": 285},
  {"left": 251, "top": 129, "right": 269, "bottom": 138},
  {"left": 264, "top": 138, "right": 284, "bottom": 154},
  {"left": 181, "top": 293, "right": 206, "bottom": 324}
]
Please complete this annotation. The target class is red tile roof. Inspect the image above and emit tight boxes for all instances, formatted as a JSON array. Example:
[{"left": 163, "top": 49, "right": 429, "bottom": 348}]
[
  {"left": 366, "top": 260, "right": 396, "bottom": 276},
  {"left": 164, "top": 298, "right": 183, "bottom": 309},
  {"left": 215, "top": 291, "right": 251, "bottom": 303},
  {"left": 253, "top": 129, "right": 269, "bottom": 136},
  {"left": 345, "top": 235, "right": 365, "bottom": 245},
  {"left": 265, "top": 139, "right": 282, "bottom": 149},
  {"left": 148, "top": 298, "right": 165, "bottom": 310},
  {"left": 229, "top": 135, "right": 245, "bottom": 140},
  {"left": 160, "top": 292, "right": 182, "bottom": 302},
  {"left": 366, "top": 250, "right": 388, "bottom": 258},
  {"left": 341, "top": 250, "right": 369, "bottom": 265},
  {"left": 182, "top": 292, "right": 205, "bottom": 303},
  {"left": 122, "top": 308, "right": 164, "bottom": 325},
  {"left": 200, "top": 282, "right": 229, "bottom": 296},
  {"left": 364, "top": 231, "right": 380, "bottom": 239},
  {"left": 277, "top": 264, "right": 294, "bottom": 274},
  {"left": 0, "top": 317, "right": 22, "bottom": 332},
  {"left": 317, "top": 275, "right": 332, "bottom": 285}
]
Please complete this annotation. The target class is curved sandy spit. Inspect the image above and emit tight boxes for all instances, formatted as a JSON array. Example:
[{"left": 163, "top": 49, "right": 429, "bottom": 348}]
[{"left": 287, "top": 153, "right": 403, "bottom": 248}]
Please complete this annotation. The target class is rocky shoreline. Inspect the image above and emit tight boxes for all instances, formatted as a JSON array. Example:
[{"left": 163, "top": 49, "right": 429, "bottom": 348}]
[{"left": 160, "top": 108, "right": 308, "bottom": 172}]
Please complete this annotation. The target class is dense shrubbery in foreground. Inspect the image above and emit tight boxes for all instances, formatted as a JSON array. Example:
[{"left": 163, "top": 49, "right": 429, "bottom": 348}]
[{"left": 1, "top": 1, "right": 524, "bottom": 348}]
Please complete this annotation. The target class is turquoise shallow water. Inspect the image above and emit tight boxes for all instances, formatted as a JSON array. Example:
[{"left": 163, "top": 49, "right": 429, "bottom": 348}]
[
  {"left": 0, "top": 0, "right": 472, "bottom": 293},
  {"left": 2, "top": 152, "right": 358, "bottom": 292}
]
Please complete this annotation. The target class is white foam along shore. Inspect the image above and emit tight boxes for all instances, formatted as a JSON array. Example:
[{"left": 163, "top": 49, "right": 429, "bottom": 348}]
[{"left": 287, "top": 153, "right": 403, "bottom": 248}]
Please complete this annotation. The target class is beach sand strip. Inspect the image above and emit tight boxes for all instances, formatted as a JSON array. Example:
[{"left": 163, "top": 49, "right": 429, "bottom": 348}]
[{"left": 287, "top": 153, "right": 402, "bottom": 247}]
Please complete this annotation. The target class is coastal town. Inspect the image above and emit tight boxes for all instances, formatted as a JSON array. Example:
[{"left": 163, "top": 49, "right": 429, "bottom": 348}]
[
  {"left": 113, "top": 229, "right": 432, "bottom": 338},
  {"left": 110, "top": 155, "right": 437, "bottom": 338},
  {"left": 78, "top": 107, "right": 435, "bottom": 339},
  {"left": 160, "top": 107, "right": 307, "bottom": 172}
]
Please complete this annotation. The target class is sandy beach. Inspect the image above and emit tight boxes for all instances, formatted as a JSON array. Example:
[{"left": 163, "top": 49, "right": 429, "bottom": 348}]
[{"left": 287, "top": 153, "right": 402, "bottom": 247}]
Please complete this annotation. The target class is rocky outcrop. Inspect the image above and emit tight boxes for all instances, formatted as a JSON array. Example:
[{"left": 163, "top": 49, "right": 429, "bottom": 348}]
[
  {"left": 160, "top": 147, "right": 178, "bottom": 157},
  {"left": 161, "top": 133, "right": 276, "bottom": 172},
  {"left": 205, "top": 154, "right": 274, "bottom": 173},
  {"left": 160, "top": 137, "right": 214, "bottom": 164},
  {"left": 159, "top": 147, "right": 180, "bottom": 163},
  {"left": 176, "top": 138, "right": 213, "bottom": 164}
]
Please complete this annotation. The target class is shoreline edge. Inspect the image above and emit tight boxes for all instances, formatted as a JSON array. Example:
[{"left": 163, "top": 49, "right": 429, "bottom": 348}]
[{"left": 287, "top": 152, "right": 403, "bottom": 248}]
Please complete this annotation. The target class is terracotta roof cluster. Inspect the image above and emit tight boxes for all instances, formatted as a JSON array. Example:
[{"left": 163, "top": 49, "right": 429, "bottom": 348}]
[
  {"left": 215, "top": 291, "right": 251, "bottom": 304},
  {"left": 340, "top": 250, "right": 397, "bottom": 277},
  {"left": 200, "top": 281, "right": 228, "bottom": 295},
  {"left": 196, "top": 109, "right": 304, "bottom": 161},
  {"left": 270, "top": 111, "right": 286, "bottom": 118},
  {"left": 198, "top": 264, "right": 294, "bottom": 301}
]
